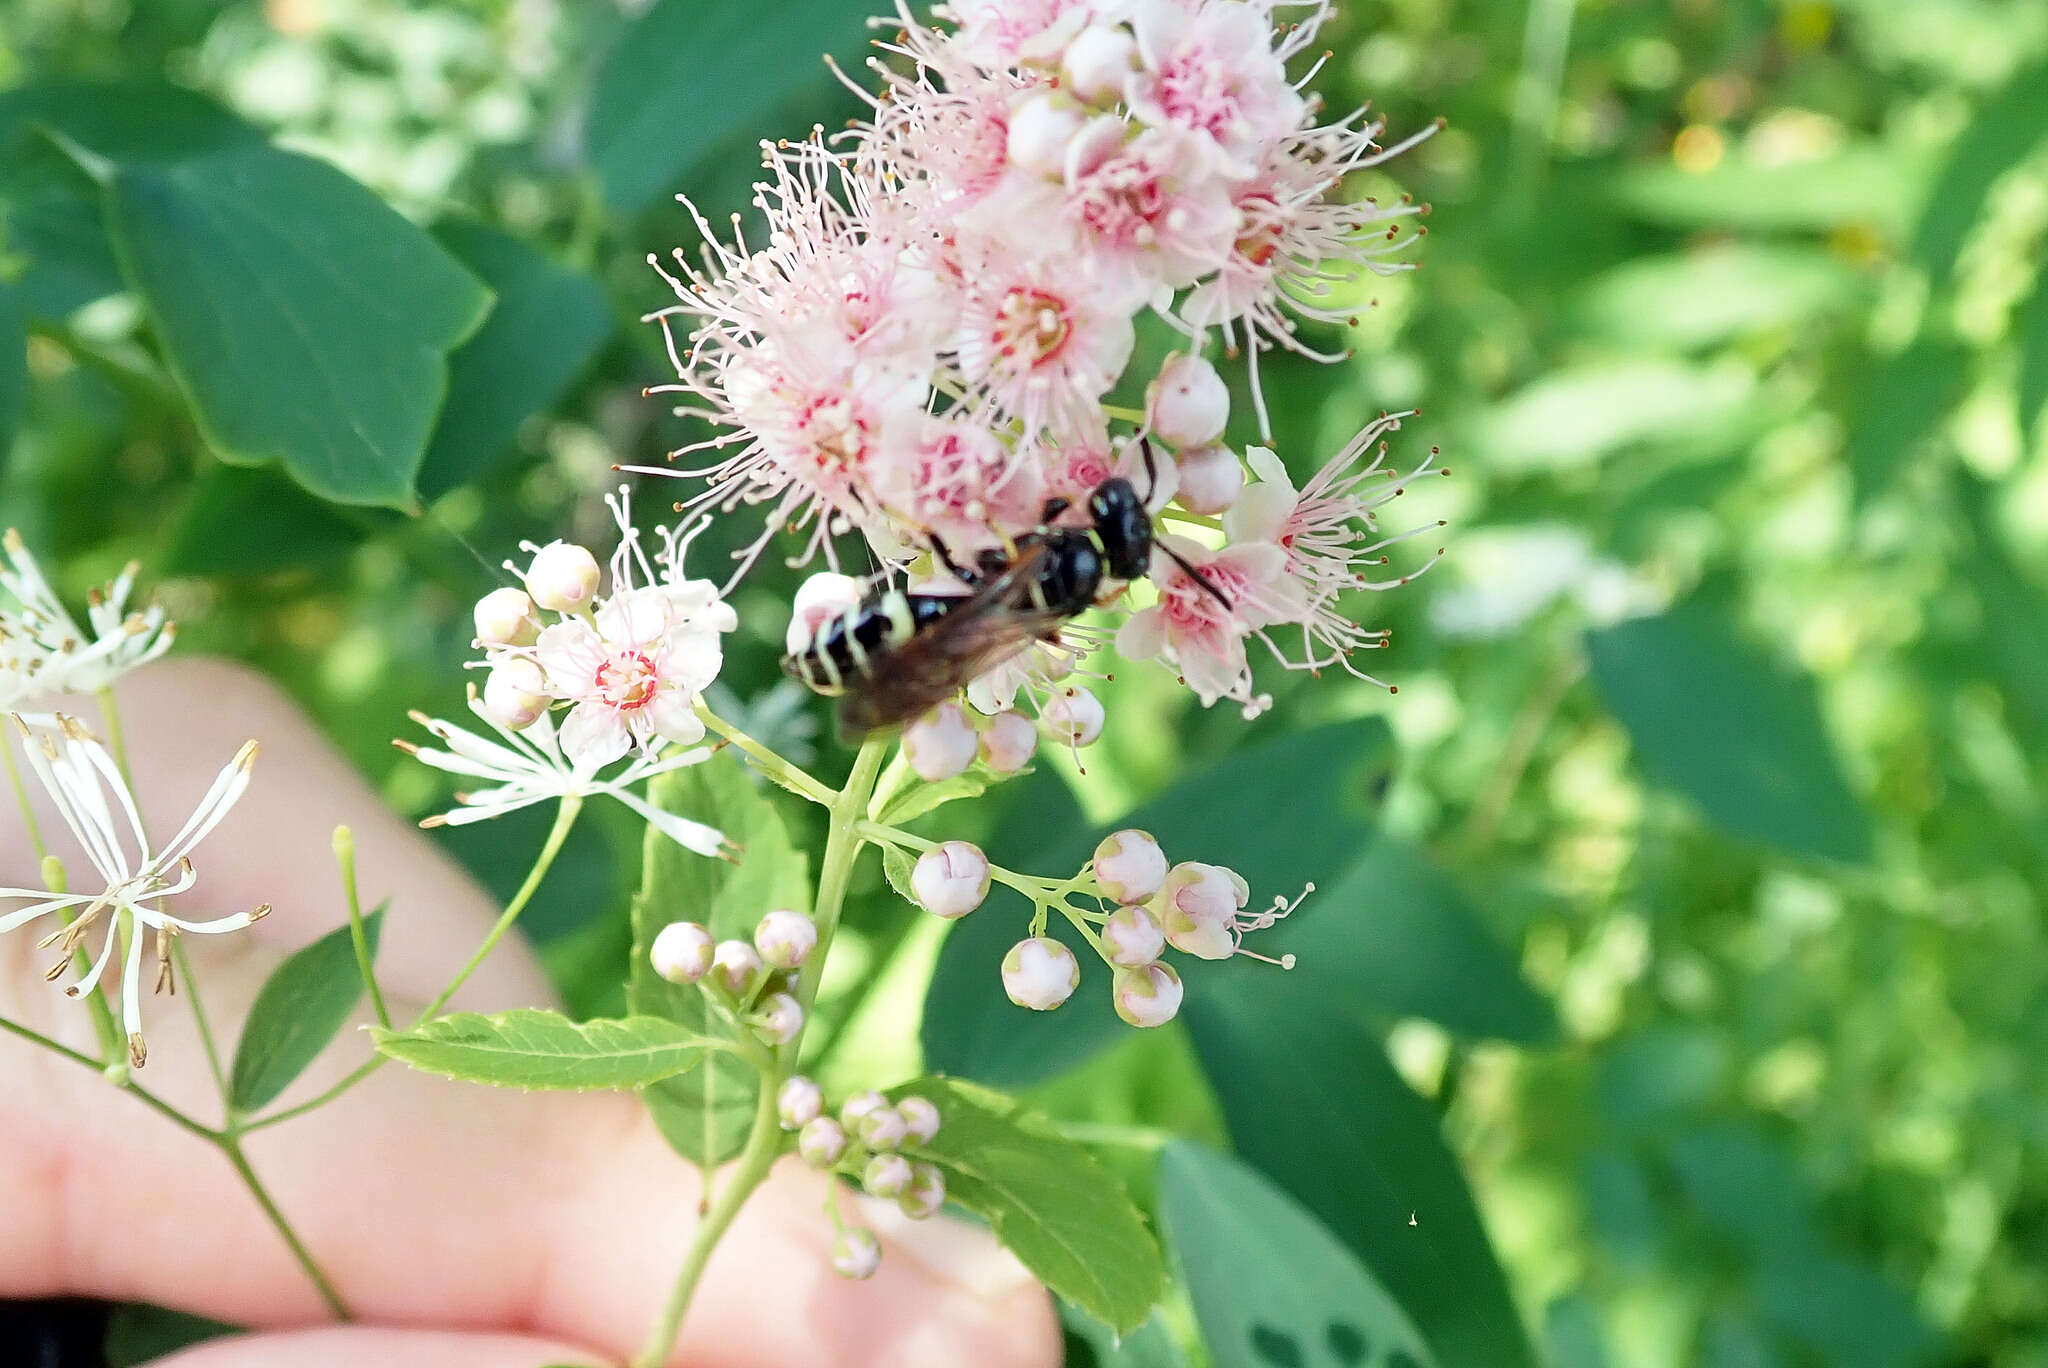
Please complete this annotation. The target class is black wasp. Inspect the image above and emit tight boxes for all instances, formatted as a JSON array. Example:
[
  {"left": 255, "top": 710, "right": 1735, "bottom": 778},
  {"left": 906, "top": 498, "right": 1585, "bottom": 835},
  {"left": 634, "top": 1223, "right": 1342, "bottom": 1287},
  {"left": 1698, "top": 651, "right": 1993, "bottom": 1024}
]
[{"left": 783, "top": 448, "right": 1229, "bottom": 734}]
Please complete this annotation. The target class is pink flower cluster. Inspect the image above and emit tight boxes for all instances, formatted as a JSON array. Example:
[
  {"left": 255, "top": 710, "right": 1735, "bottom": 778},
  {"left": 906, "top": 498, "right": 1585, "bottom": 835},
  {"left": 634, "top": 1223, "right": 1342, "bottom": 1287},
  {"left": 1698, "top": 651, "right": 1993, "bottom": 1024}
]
[{"left": 633, "top": 0, "right": 1441, "bottom": 716}]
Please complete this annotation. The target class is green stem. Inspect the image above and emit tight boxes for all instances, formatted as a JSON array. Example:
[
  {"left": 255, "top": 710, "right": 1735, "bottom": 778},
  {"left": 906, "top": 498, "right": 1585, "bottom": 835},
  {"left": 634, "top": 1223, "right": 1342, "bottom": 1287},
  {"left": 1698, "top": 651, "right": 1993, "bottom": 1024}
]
[
  {"left": 2, "top": 739, "right": 47, "bottom": 861},
  {"left": 175, "top": 937, "right": 229, "bottom": 1100},
  {"left": 96, "top": 688, "right": 132, "bottom": 779},
  {"left": 630, "top": 1067, "right": 784, "bottom": 1368},
  {"left": 792, "top": 740, "right": 889, "bottom": 1030},
  {"left": 243, "top": 796, "right": 583, "bottom": 1133},
  {"left": 1054, "top": 1121, "right": 1177, "bottom": 1151},
  {"left": 332, "top": 827, "right": 391, "bottom": 1029},
  {"left": 0, "top": 1013, "right": 213, "bottom": 1141},
  {"left": 695, "top": 703, "right": 834, "bottom": 805},
  {"left": 220, "top": 1133, "right": 352, "bottom": 1320}
]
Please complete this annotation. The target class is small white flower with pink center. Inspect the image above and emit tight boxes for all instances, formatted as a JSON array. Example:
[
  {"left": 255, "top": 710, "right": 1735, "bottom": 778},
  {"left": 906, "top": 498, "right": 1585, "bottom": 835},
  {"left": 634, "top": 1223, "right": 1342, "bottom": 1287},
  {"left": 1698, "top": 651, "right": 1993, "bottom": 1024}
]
[
  {"left": 1126, "top": 0, "right": 1307, "bottom": 175},
  {"left": 1115, "top": 534, "right": 1309, "bottom": 709},
  {"left": 1225, "top": 415, "right": 1444, "bottom": 682},
  {"left": 953, "top": 248, "right": 1141, "bottom": 443},
  {"left": 1060, "top": 121, "right": 1239, "bottom": 292},
  {"left": 943, "top": 0, "right": 1096, "bottom": 69},
  {"left": 871, "top": 413, "right": 1045, "bottom": 549},
  {"left": 1154, "top": 861, "right": 1309, "bottom": 964}
]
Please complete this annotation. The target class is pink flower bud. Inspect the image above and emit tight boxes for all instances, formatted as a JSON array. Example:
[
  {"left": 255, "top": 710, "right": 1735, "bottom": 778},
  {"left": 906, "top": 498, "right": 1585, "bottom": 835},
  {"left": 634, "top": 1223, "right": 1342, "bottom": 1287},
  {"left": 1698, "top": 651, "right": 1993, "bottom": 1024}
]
[
  {"left": 979, "top": 710, "right": 1039, "bottom": 773},
  {"left": 473, "top": 587, "right": 541, "bottom": 648},
  {"left": 649, "top": 921, "right": 714, "bottom": 984},
  {"left": 1113, "top": 962, "right": 1184, "bottom": 1028},
  {"left": 840, "top": 1089, "right": 890, "bottom": 1131},
  {"left": 911, "top": 841, "right": 991, "bottom": 919},
  {"left": 895, "top": 1095, "right": 942, "bottom": 1146},
  {"left": 1062, "top": 24, "right": 1137, "bottom": 103},
  {"left": 1148, "top": 354, "right": 1230, "bottom": 449},
  {"left": 798, "top": 1116, "right": 848, "bottom": 1168},
  {"left": 1002, "top": 936, "right": 1080, "bottom": 1011},
  {"left": 778, "top": 1075, "right": 824, "bottom": 1130},
  {"left": 753, "top": 991, "right": 804, "bottom": 1045},
  {"left": 899, "top": 1162, "right": 948, "bottom": 1219},
  {"left": 904, "top": 701, "right": 979, "bottom": 780},
  {"left": 1102, "top": 903, "right": 1166, "bottom": 967},
  {"left": 711, "top": 939, "right": 764, "bottom": 996},
  {"left": 1092, "top": 829, "right": 1167, "bottom": 904},
  {"left": 481, "top": 657, "right": 550, "bottom": 730},
  {"left": 786, "top": 573, "right": 864, "bottom": 654},
  {"left": 1173, "top": 443, "right": 1245, "bottom": 515},
  {"left": 525, "top": 541, "right": 601, "bottom": 614},
  {"left": 831, "top": 1227, "right": 882, "bottom": 1280},
  {"left": 863, "top": 1152, "right": 914, "bottom": 1198},
  {"left": 753, "top": 909, "right": 818, "bottom": 969},
  {"left": 1007, "top": 92, "right": 1083, "bottom": 177},
  {"left": 857, "top": 1104, "right": 909, "bottom": 1152},
  {"left": 1039, "top": 687, "right": 1105, "bottom": 746},
  {"left": 1157, "top": 861, "right": 1250, "bottom": 960}
]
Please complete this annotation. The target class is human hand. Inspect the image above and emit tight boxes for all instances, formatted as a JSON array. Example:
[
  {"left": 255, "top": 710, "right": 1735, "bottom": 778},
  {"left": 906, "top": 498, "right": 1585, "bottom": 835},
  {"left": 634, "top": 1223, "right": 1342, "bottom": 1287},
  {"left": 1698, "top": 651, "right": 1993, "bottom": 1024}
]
[{"left": 0, "top": 658, "right": 1060, "bottom": 1368}]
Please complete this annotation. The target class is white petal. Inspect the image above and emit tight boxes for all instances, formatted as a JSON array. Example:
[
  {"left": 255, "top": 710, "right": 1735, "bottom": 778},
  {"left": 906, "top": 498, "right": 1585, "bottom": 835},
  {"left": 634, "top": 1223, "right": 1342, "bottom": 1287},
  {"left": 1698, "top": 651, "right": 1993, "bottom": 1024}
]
[
  {"left": 611, "top": 787, "right": 727, "bottom": 857},
  {"left": 558, "top": 701, "right": 631, "bottom": 769}
]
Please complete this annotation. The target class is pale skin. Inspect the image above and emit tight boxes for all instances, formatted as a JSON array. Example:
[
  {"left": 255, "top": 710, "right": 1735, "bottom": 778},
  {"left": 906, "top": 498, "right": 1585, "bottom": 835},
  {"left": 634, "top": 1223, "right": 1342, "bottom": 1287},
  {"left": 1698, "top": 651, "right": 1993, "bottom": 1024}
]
[{"left": 0, "top": 659, "right": 1062, "bottom": 1368}]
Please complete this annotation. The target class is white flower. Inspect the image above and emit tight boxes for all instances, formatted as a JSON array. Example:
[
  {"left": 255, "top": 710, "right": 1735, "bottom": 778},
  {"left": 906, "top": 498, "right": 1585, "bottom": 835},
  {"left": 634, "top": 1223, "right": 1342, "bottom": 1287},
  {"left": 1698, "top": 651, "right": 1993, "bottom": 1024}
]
[
  {"left": 400, "top": 691, "right": 729, "bottom": 858},
  {"left": 2, "top": 530, "right": 174, "bottom": 705},
  {"left": 1126, "top": 0, "right": 1307, "bottom": 175},
  {"left": 1115, "top": 534, "right": 1308, "bottom": 709},
  {"left": 0, "top": 716, "right": 265, "bottom": 1068}
]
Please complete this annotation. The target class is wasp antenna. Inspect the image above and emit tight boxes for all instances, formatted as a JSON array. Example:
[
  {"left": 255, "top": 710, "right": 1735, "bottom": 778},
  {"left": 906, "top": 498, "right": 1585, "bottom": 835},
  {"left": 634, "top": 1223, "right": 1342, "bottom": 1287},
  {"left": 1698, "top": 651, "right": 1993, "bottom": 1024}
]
[{"left": 1163, "top": 544, "right": 1234, "bottom": 610}]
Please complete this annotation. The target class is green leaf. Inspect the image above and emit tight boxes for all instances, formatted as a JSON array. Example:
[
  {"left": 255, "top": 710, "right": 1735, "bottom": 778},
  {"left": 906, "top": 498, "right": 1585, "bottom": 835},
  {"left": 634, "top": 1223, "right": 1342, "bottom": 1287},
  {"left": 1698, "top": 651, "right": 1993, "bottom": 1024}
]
[
  {"left": 2017, "top": 265, "right": 2048, "bottom": 442},
  {"left": 1610, "top": 142, "right": 1927, "bottom": 235},
  {"left": 103, "top": 1304, "right": 240, "bottom": 1368},
  {"left": 229, "top": 908, "right": 384, "bottom": 1114},
  {"left": 1566, "top": 244, "right": 1861, "bottom": 351},
  {"left": 1304, "top": 834, "right": 1554, "bottom": 1043},
  {"left": 1586, "top": 600, "right": 1872, "bottom": 862},
  {"left": 584, "top": 0, "right": 872, "bottom": 214},
  {"left": 875, "top": 768, "right": 997, "bottom": 826},
  {"left": 891, "top": 1077, "right": 1164, "bottom": 1333},
  {"left": 163, "top": 463, "right": 373, "bottom": 576},
  {"left": 373, "top": 1009, "right": 716, "bottom": 1090},
  {"left": 1159, "top": 1142, "right": 1440, "bottom": 1368},
  {"left": 922, "top": 718, "right": 1395, "bottom": 1087},
  {"left": 1845, "top": 335, "right": 1967, "bottom": 503},
  {"left": 1478, "top": 359, "right": 1757, "bottom": 474},
  {"left": 1063, "top": 1308, "right": 1188, "bottom": 1368},
  {"left": 881, "top": 842, "right": 919, "bottom": 906},
  {"left": 1910, "top": 59, "right": 2048, "bottom": 286},
  {"left": 0, "top": 281, "right": 22, "bottom": 468},
  {"left": 629, "top": 753, "right": 810, "bottom": 1165},
  {"left": 103, "top": 142, "right": 492, "bottom": 508},
  {"left": 418, "top": 219, "right": 613, "bottom": 499},
  {"left": 1183, "top": 994, "right": 1536, "bottom": 1368},
  {"left": 1755, "top": 1253, "right": 1939, "bottom": 1368}
]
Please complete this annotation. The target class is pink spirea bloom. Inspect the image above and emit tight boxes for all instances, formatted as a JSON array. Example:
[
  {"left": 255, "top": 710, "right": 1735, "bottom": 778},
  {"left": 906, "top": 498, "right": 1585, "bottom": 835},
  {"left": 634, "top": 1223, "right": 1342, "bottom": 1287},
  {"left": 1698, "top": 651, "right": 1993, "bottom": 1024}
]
[{"left": 1116, "top": 534, "right": 1309, "bottom": 710}]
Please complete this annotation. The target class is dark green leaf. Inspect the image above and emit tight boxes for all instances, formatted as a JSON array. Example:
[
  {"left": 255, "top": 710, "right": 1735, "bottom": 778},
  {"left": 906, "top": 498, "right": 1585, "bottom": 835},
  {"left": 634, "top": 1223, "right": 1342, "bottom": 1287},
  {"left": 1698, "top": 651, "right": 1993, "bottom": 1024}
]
[
  {"left": 1755, "top": 1253, "right": 1939, "bottom": 1368},
  {"left": 104, "top": 143, "right": 492, "bottom": 508},
  {"left": 374, "top": 1009, "right": 716, "bottom": 1090},
  {"left": 1160, "top": 1141, "right": 1440, "bottom": 1368},
  {"left": 1910, "top": 60, "right": 2048, "bottom": 285},
  {"left": 1845, "top": 335, "right": 1967, "bottom": 502},
  {"left": 418, "top": 219, "right": 613, "bottom": 500},
  {"left": 1304, "top": 834, "right": 1553, "bottom": 1043},
  {"left": 1587, "top": 600, "right": 1872, "bottom": 862},
  {"left": 229, "top": 908, "right": 384, "bottom": 1114},
  {"left": 583, "top": 0, "right": 871, "bottom": 214},
  {"left": 891, "top": 1077, "right": 1164, "bottom": 1333},
  {"left": 629, "top": 753, "right": 809, "bottom": 1165},
  {"left": 103, "top": 1304, "right": 240, "bottom": 1368},
  {"left": 1184, "top": 994, "right": 1535, "bottom": 1368},
  {"left": 0, "top": 281, "right": 22, "bottom": 468},
  {"left": 163, "top": 463, "right": 372, "bottom": 576},
  {"left": 922, "top": 718, "right": 1395, "bottom": 1087}
]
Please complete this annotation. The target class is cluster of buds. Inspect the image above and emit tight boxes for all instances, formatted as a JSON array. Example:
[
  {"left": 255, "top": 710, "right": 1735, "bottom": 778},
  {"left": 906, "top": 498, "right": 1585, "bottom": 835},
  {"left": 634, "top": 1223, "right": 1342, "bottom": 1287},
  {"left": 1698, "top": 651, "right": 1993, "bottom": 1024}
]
[
  {"left": 650, "top": 907, "right": 819, "bottom": 1047},
  {"left": 900, "top": 828, "right": 1305, "bottom": 1027},
  {"left": 1, "top": 529, "right": 175, "bottom": 709},
  {"left": 468, "top": 488, "right": 735, "bottom": 769},
  {"left": 780, "top": 1079, "right": 949, "bottom": 1279},
  {"left": 633, "top": 0, "right": 1445, "bottom": 722}
]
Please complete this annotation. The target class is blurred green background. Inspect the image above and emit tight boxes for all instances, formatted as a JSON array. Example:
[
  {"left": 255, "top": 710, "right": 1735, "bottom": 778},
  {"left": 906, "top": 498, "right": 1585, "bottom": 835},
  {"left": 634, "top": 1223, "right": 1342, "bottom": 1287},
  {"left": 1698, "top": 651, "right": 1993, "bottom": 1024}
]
[{"left": 6, "top": 1, "right": 2048, "bottom": 1365}]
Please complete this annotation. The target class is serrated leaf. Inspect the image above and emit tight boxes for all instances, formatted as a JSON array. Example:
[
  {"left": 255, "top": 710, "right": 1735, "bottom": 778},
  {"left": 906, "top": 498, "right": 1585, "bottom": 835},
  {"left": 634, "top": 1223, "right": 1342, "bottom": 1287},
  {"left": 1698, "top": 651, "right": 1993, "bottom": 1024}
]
[
  {"left": 1587, "top": 600, "right": 1872, "bottom": 862},
  {"left": 229, "top": 908, "right": 384, "bottom": 1114},
  {"left": 103, "top": 142, "right": 492, "bottom": 508},
  {"left": 891, "top": 1077, "right": 1164, "bottom": 1333},
  {"left": 0, "top": 281, "right": 22, "bottom": 469},
  {"left": 1184, "top": 995, "right": 1536, "bottom": 1368},
  {"left": 418, "top": 218, "right": 613, "bottom": 499},
  {"left": 374, "top": 1009, "right": 715, "bottom": 1090},
  {"left": 922, "top": 719, "right": 1395, "bottom": 1087},
  {"left": 1159, "top": 1142, "right": 1440, "bottom": 1368},
  {"left": 881, "top": 843, "right": 919, "bottom": 906},
  {"left": 584, "top": 0, "right": 870, "bottom": 214},
  {"left": 629, "top": 753, "right": 810, "bottom": 1165}
]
